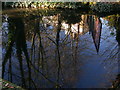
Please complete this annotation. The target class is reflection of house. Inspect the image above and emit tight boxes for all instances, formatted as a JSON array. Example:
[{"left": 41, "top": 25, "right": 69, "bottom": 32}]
[
  {"left": 62, "top": 15, "right": 89, "bottom": 39},
  {"left": 41, "top": 15, "right": 89, "bottom": 39},
  {"left": 87, "top": 15, "right": 102, "bottom": 52}
]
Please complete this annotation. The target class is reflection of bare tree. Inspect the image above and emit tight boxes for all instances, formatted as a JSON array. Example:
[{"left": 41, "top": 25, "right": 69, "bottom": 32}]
[
  {"left": 35, "top": 18, "right": 47, "bottom": 73},
  {"left": 8, "top": 56, "right": 12, "bottom": 82},
  {"left": 21, "top": 15, "right": 59, "bottom": 87},
  {"left": 56, "top": 14, "right": 62, "bottom": 87},
  {"left": 30, "top": 28, "right": 36, "bottom": 64},
  {"left": 2, "top": 18, "right": 32, "bottom": 88},
  {"left": 29, "top": 16, "right": 49, "bottom": 77}
]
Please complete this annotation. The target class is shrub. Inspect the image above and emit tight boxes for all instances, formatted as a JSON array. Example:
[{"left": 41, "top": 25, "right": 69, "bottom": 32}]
[{"left": 90, "top": 2, "right": 114, "bottom": 13}]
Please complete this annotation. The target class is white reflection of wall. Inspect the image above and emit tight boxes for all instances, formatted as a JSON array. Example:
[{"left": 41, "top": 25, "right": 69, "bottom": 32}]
[
  {"left": 62, "top": 22, "right": 88, "bottom": 36},
  {"left": 42, "top": 15, "right": 89, "bottom": 37}
]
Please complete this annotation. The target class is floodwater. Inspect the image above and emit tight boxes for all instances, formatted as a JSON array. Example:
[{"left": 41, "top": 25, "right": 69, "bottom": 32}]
[{"left": 1, "top": 9, "right": 120, "bottom": 88}]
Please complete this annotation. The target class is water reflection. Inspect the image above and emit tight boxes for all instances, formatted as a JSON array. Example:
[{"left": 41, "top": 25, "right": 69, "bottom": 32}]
[
  {"left": 87, "top": 15, "right": 102, "bottom": 53},
  {"left": 2, "top": 9, "right": 120, "bottom": 88},
  {"left": 115, "top": 17, "right": 120, "bottom": 46},
  {"left": 114, "top": 17, "right": 120, "bottom": 75},
  {"left": 2, "top": 17, "right": 32, "bottom": 88}
]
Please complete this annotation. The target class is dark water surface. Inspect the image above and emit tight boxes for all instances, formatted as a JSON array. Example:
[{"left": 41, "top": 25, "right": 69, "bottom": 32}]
[{"left": 2, "top": 9, "right": 120, "bottom": 88}]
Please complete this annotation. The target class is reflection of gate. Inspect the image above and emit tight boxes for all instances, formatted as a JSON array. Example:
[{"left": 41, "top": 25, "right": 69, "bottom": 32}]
[{"left": 87, "top": 15, "right": 102, "bottom": 53}]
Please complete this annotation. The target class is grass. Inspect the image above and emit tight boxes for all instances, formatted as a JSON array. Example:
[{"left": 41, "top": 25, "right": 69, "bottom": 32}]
[{"left": 0, "top": 78, "right": 24, "bottom": 89}]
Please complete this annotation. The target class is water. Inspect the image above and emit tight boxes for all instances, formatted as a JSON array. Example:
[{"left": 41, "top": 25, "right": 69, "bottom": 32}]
[{"left": 1, "top": 9, "right": 120, "bottom": 88}]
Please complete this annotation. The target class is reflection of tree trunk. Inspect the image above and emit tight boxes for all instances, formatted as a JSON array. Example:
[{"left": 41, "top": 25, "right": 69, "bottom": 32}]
[
  {"left": 115, "top": 17, "right": 120, "bottom": 73},
  {"left": 116, "top": 17, "right": 120, "bottom": 46},
  {"left": 74, "top": 24, "right": 80, "bottom": 64},
  {"left": 56, "top": 14, "right": 62, "bottom": 86},
  {"left": 78, "top": 23, "right": 80, "bottom": 34},
  {"left": 68, "top": 24, "right": 72, "bottom": 39},
  {"left": 38, "top": 37, "right": 41, "bottom": 70},
  {"left": 118, "top": 47, "right": 120, "bottom": 73},
  {"left": 17, "top": 49, "right": 26, "bottom": 88},
  {"left": 31, "top": 32, "right": 36, "bottom": 65},
  {"left": 14, "top": 18, "right": 31, "bottom": 88},
  {"left": 62, "top": 24, "right": 71, "bottom": 43},
  {"left": 87, "top": 15, "right": 94, "bottom": 34},
  {"left": 35, "top": 18, "right": 47, "bottom": 74},
  {"left": 2, "top": 2, "right": 5, "bottom": 9},
  {"left": 2, "top": 19, "right": 15, "bottom": 79},
  {"left": 8, "top": 56, "right": 12, "bottom": 82}
]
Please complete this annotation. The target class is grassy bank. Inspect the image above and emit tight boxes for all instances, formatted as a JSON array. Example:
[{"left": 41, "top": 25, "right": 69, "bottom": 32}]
[
  {"left": 2, "top": 2, "right": 90, "bottom": 9},
  {"left": 0, "top": 78, "right": 24, "bottom": 89},
  {"left": 112, "top": 74, "right": 120, "bottom": 88},
  {"left": 2, "top": 2, "right": 120, "bottom": 14}
]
